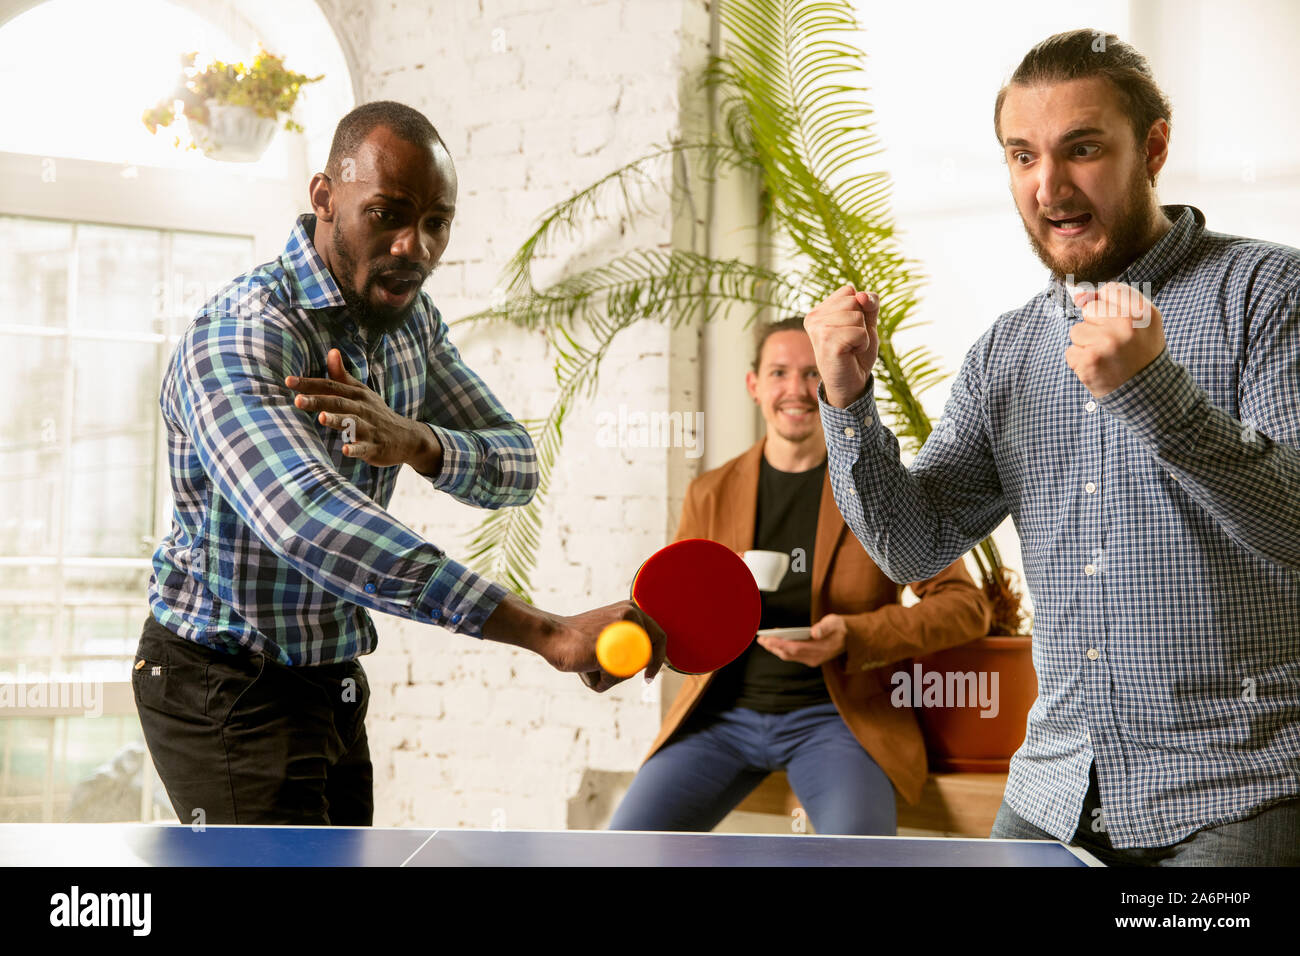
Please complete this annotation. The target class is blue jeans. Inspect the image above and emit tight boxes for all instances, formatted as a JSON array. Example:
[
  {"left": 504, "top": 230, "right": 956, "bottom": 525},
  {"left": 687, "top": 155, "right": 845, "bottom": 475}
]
[
  {"left": 991, "top": 762, "right": 1300, "bottom": 865},
  {"left": 608, "top": 701, "right": 897, "bottom": 835}
]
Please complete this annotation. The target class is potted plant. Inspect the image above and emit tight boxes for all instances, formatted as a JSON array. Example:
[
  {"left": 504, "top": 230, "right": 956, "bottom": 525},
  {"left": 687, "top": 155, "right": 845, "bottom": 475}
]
[
  {"left": 913, "top": 628, "right": 1036, "bottom": 773},
  {"left": 462, "top": 0, "right": 1034, "bottom": 768},
  {"left": 142, "top": 46, "right": 323, "bottom": 162}
]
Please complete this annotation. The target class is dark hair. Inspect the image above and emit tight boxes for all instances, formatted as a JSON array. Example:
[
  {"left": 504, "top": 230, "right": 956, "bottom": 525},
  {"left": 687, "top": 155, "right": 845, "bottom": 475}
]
[
  {"left": 752, "top": 316, "right": 809, "bottom": 372},
  {"left": 993, "top": 29, "right": 1172, "bottom": 152},
  {"left": 325, "top": 100, "right": 447, "bottom": 179}
]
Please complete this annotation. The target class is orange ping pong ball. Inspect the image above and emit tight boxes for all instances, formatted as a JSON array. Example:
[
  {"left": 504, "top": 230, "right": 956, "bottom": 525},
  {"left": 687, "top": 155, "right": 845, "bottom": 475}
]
[{"left": 596, "top": 621, "right": 651, "bottom": 677}]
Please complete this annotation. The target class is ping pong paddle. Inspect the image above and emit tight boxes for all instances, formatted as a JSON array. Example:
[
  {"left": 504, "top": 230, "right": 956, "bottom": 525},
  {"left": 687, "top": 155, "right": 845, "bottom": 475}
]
[
  {"left": 633, "top": 538, "right": 762, "bottom": 675},
  {"left": 581, "top": 538, "right": 762, "bottom": 686}
]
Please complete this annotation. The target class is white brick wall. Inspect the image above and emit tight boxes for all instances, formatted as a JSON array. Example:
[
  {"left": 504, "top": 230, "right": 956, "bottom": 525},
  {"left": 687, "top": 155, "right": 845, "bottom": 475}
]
[{"left": 317, "top": 0, "right": 715, "bottom": 828}]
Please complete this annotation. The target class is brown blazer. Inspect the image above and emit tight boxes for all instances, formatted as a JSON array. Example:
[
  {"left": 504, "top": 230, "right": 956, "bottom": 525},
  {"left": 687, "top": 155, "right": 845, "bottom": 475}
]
[{"left": 644, "top": 438, "right": 992, "bottom": 805}]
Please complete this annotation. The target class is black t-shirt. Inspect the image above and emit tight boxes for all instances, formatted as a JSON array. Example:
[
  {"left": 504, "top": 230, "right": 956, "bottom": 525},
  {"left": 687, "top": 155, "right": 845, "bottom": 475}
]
[{"left": 699, "top": 457, "right": 831, "bottom": 714}]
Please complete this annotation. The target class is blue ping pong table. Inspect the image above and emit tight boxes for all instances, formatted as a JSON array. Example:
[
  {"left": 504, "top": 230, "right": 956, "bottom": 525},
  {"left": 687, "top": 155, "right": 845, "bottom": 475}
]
[{"left": 0, "top": 824, "right": 1101, "bottom": 866}]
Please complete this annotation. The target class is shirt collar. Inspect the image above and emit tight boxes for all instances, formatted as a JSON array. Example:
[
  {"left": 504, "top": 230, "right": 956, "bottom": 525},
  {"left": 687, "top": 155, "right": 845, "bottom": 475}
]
[
  {"left": 281, "top": 213, "right": 349, "bottom": 312},
  {"left": 1047, "top": 204, "right": 1206, "bottom": 311},
  {"left": 1115, "top": 204, "right": 1205, "bottom": 293}
]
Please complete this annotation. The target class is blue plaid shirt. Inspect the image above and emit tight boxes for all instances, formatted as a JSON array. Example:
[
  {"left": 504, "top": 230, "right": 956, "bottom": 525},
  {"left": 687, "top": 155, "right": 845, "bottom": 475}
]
[
  {"left": 821, "top": 205, "right": 1300, "bottom": 848},
  {"left": 148, "top": 214, "right": 535, "bottom": 665}
]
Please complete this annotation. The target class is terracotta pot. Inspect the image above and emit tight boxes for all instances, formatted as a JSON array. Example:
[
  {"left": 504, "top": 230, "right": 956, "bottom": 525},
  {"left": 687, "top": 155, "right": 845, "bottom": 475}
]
[
  {"left": 189, "top": 100, "right": 278, "bottom": 163},
  {"left": 911, "top": 635, "right": 1036, "bottom": 773}
]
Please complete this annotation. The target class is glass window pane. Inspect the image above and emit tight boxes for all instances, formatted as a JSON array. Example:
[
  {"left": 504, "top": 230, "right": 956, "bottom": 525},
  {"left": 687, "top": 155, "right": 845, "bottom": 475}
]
[
  {"left": 73, "top": 224, "right": 163, "bottom": 336},
  {"left": 64, "top": 435, "right": 156, "bottom": 557},
  {"left": 72, "top": 337, "right": 160, "bottom": 430},
  {"left": 0, "top": 334, "right": 67, "bottom": 557},
  {"left": 58, "top": 717, "right": 167, "bottom": 822},
  {"left": 0, "top": 563, "right": 55, "bottom": 677},
  {"left": 67, "top": 338, "right": 161, "bottom": 557},
  {"left": 0, "top": 460, "right": 61, "bottom": 559},
  {"left": 167, "top": 231, "right": 255, "bottom": 330},
  {"left": 0, "top": 716, "right": 171, "bottom": 823},
  {"left": 63, "top": 564, "right": 154, "bottom": 681},
  {"left": 0, "top": 719, "right": 52, "bottom": 822},
  {"left": 0, "top": 216, "right": 72, "bottom": 328}
]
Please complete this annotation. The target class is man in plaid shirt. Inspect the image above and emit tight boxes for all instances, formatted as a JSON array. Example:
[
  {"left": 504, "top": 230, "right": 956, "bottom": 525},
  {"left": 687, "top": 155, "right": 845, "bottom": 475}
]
[
  {"left": 806, "top": 30, "right": 1299, "bottom": 864},
  {"left": 135, "top": 101, "right": 664, "bottom": 826}
]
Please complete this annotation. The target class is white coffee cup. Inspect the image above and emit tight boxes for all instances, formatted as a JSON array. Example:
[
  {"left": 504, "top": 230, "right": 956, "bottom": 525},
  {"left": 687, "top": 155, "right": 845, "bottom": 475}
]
[{"left": 742, "top": 550, "right": 790, "bottom": 591}]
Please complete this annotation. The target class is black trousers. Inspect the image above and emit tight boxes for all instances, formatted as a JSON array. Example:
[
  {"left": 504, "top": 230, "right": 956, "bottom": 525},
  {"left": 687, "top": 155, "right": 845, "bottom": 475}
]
[{"left": 132, "top": 613, "right": 373, "bottom": 826}]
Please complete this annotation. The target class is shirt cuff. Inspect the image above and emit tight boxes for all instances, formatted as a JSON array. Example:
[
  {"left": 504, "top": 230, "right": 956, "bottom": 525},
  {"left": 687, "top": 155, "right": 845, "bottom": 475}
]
[
  {"left": 424, "top": 422, "right": 477, "bottom": 496},
  {"left": 818, "top": 379, "right": 881, "bottom": 447},
  {"left": 417, "top": 556, "right": 509, "bottom": 637},
  {"left": 1097, "top": 348, "right": 1208, "bottom": 458}
]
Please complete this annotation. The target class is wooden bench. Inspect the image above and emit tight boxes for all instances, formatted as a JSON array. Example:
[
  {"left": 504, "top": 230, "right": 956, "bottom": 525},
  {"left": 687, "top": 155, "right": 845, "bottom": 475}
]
[{"left": 734, "top": 771, "right": 1007, "bottom": 836}]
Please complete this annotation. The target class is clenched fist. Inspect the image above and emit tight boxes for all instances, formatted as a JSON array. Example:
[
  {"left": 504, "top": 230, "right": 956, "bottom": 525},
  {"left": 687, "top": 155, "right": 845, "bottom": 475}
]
[
  {"left": 1065, "top": 282, "right": 1166, "bottom": 399},
  {"left": 803, "top": 284, "right": 880, "bottom": 408}
]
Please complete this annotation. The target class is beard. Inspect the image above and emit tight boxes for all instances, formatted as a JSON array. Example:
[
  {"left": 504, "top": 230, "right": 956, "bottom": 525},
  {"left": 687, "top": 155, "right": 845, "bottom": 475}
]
[
  {"left": 330, "top": 218, "right": 427, "bottom": 338},
  {"left": 1020, "top": 158, "right": 1166, "bottom": 285},
  {"left": 768, "top": 403, "right": 822, "bottom": 444}
]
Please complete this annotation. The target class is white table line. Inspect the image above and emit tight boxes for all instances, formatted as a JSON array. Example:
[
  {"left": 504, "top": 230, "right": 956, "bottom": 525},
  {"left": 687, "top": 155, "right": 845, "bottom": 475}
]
[{"left": 400, "top": 830, "right": 440, "bottom": 867}]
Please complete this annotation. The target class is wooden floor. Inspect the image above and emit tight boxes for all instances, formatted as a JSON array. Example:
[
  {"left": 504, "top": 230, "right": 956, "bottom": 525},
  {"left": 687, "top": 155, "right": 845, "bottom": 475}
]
[{"left": 735, "top": 771, "right": 1007, "bottom": 836}]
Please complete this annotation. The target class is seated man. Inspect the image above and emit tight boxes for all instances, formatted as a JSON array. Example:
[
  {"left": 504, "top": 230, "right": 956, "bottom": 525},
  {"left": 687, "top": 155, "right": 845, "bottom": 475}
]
[{"left": 608, "top": 318, "right": 991, "bottom": 834}]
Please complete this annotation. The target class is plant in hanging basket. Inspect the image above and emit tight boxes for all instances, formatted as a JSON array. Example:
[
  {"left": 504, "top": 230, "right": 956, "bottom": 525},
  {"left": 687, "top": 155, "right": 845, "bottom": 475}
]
[{"left": 142, "top": 46, "right": 324, "bottom": 162}]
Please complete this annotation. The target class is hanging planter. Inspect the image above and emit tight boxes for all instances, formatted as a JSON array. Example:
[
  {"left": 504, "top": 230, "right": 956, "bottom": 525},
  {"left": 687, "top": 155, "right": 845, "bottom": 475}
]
[
  {"left": 188, "top": 100, "right": 279, "bottom": 163},
  {"left": 143, "top": 47, "right": 323, "bottom": 163}
]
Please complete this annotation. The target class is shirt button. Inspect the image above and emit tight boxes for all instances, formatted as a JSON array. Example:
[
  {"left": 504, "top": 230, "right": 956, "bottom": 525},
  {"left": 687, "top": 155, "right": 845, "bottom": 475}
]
[
  {"left": 862, "top": 415, "right": 873, "bottom": 427},
  {"left": 1085, "top": 400, "right": 1097, "bottom": 413},
  {"left": 1086, "top": 648, "right": 1100, "bottom": 661},
  {"left": 364, "top": 581, "right": 377, "bottom": 594},
  {"left": 451, "top": 613, "right": 463, "bottom": 625},
  {"left": 1084, "top": 563, "right": 1096, "bottom": 576},
  {"left": 843, "top": 426, "right": 855, "bottom": 438},
  {"left": 1085, "top": 481, "right": 1097, "bottom": 494},
  {"left": 847, "top": 486, "right": 857, "bottom": 496}
]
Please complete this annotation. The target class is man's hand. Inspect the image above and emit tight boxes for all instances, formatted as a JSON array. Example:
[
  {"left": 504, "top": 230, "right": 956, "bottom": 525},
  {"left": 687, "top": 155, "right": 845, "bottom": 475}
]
[
  {"left": 482, "top": 595, "right": 667, "bottom": 694},
  {"left": 803, "top": 284, "right": 880, "bottom": 408},
  {"left": 566, "top": 602, "right": 667, "bottom": 693},
  {"left": 1065, "top": 283, "right": 1166, "bottom": 399},
  {"left": 286, "top": 348, "right": 441, "bottom": 471},
  {"left": 756, "top": 613, "right": 847, "bottom": 668}
]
